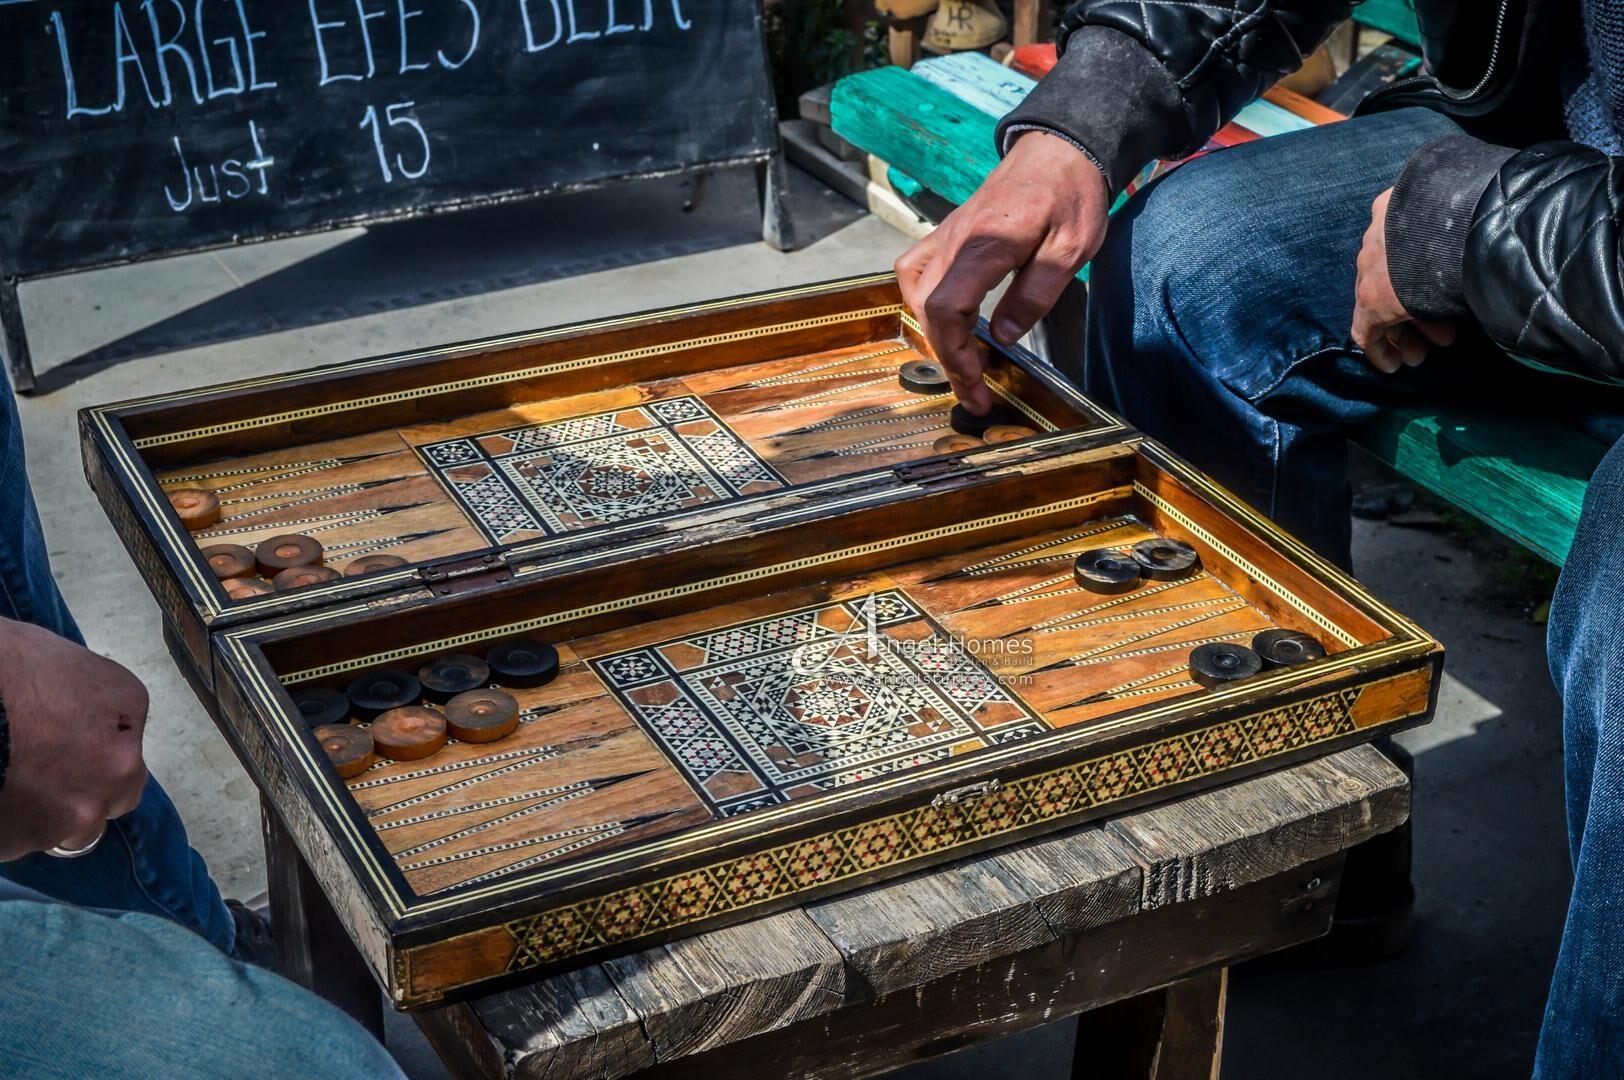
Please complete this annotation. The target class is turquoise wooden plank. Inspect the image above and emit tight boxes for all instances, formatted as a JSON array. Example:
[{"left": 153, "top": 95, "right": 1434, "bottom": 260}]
[
  {"left": 832, "top": 66, "right": 1001, "bottom": 207},
  {"left": 1354, "top": 407, "right": 1603, "bottom": 565},
  {"left": 911, "top": 53, "right": 1036, "bottom": 115},
  {"left": 887, "top": 167, "right": 924, "bottom": 198},
  {"left": 1352, "top": 0, "right": 1422, "bottom": 46}
]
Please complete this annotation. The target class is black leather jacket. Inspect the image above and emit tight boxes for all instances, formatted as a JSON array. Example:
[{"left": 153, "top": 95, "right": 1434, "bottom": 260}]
[{"left": 998, "top": 0, "right": 1624, "bottom": 379}]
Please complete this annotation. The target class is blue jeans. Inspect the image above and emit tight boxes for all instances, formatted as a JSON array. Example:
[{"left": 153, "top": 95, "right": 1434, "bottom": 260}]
[
  {"left": 0, "top": 373, "right": 401, "bottom": 1076},
  {"left": 1086, "top": 105, "right": 1623, "bottom": 1077}
]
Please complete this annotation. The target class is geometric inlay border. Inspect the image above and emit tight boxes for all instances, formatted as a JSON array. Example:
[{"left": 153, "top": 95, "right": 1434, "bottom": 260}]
[
  {"left": 419, "top": 396, "right": 786, "bottom": 545},
  {"left": 433, "top": 682, "right": 1369, "bottom": 978}
]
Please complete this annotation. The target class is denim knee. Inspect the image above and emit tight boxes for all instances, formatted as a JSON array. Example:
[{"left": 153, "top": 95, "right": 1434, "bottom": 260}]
[
  {"left": 1548, "top": 436, "right": 1624, "bottom": 698},
  {"left": 0, "top": 901, "right": 402, "bottom": 1078},
  {"left": 1089, "top": 152, "right": 1298, "bottom": 396}
]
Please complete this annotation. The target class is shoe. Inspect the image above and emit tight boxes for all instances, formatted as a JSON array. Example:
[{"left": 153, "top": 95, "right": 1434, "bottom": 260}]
[{"left": 227, "top": 895, "right": 279, "bottom": 972}]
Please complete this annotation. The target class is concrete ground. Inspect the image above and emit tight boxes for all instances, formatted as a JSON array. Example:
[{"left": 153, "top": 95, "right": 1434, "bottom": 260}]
[{"left": 12, "top": 165, "right": 1570, "bottom": 1078}]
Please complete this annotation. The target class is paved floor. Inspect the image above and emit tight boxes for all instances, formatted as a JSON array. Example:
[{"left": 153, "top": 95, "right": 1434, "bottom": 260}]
[{"left": 11, "top": 165, "right": 1570, "bottom": 1078}]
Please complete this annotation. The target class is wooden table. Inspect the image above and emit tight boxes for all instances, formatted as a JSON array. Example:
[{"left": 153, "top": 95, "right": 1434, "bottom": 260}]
[{"left": 389, "top": 745, "right": 1406, "bottom": 1079}]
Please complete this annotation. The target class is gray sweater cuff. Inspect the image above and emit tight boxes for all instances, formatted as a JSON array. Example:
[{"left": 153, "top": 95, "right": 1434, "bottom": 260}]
[
  {"left": 994, "top": 25, "right": 1190, "bottom": 195},
  {"left": 1386, "top": 135, "right": 1516, "bottom": 321}
]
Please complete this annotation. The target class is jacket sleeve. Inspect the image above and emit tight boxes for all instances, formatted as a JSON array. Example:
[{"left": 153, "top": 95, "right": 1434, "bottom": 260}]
[
  {"left": 1386, "top": 135, "right": 1624, "bottom": 381},
  {"left": 995, "top": 0, "right": 1359, "bottom": 193}
]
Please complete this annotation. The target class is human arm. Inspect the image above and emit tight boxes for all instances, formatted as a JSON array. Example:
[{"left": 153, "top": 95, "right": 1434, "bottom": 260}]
[
  {"left": 898, "top": 0, "right": 1361, "bottom": 411},
  {"left": 1379, "top": 134, "right": 1624, "bottom": 378},
  {"left": 0, "top": 618, "right": 148, "bottom": 861}
]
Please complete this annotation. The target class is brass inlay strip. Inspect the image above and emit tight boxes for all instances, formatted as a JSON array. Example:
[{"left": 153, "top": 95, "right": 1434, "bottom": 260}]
[
  {"left": 101, "top": 273, "right": 902, "bottom": 410},
  {"left": 132, "top": 305, "right": 905, "bottom": 449},
  {"left": 279, "top": 488, "right": 1126, "bottom": 683},
  {"left": 400, "top": 677, "right": 1429, "bottom": 999},
  {"left": 1134, "top": 481, "right": 1361, "bottom": 649}
]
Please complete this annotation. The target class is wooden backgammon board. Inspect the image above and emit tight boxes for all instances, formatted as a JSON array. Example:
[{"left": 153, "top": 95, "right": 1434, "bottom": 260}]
[{"left": 80, "top": 274, "right": 1441, "bottom": 1008}]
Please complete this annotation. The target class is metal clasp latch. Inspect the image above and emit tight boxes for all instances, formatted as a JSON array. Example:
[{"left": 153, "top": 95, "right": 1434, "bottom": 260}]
[
  {"left": 419, "top": 552, "right": 511, "bottom": 596},
  {"left": 931, "top": 778, "right": 1001, "bottom": 809}
]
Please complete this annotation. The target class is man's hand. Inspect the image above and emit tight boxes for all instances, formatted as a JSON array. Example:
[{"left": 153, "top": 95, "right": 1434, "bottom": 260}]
[
  {"left": 0, "top": 619, "right": 148, "bottom": 861},
  {"left": 1352, "top": 188, "right": 1456, "bottom": 373},
  {"left": 896, "top": 131, "right": 1111, "bottom": 414}
]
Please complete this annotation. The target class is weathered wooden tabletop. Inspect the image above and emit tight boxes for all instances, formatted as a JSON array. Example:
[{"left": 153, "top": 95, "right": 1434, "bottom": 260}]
[{"left": 414, "top": 744, "right": 1407, "bottom": 1080}]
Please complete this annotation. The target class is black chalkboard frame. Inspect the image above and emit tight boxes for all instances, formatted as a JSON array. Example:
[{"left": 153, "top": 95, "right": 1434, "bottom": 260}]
[{"left": 0, "top": 0, "right": 796, "bottom": 396}]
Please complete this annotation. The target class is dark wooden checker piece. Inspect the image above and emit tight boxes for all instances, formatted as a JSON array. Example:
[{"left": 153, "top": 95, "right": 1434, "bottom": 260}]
[
  {"left": 344, "top": 669, "right": 422, "bottom": 722},
  {"left": 949, "top": 402, "right": 1020, "bottom": 438},
  {"left": 291, "top": 687, "right": 350, "bottom": 729},
  {"left": 201, "top": 543, "right": 256, "bottom": 581},
  {"left": 486, "top": 638, "right": 560, "bottom": 689},
  {"left": 1252, "top": 629, "right": 1326, "bottom": 669},
  {"left": 419, "top": 654, "right": 492, "bottom": 704},
  {"left": 255, "top": 534, "right": 324, "bottom": 576},
  {"left": 273, "top": 565, "right": 342, "bottom": 591},
  {"left": 898, "top": 358, "right": 951, "bottom": 394},
  {"left": 314, "top": 723, "right": 374, "bottom": 779},
  {"left": 168, "top": 488, "right": 220, "bottom": 531},
  {"left": 371, "top": 706, "right": 448, "bottom": 761},
  {"left": 1189, "top": 642, "right": 1264, "bottom": 688},
  {"left": 223, "top": 578, "right": 274, "bottom": 600},
  {"left": 1130, "top": 538, "right": 1201, "bottom": 581},
  {"left": 445, "top": 688, "right": 520, "bottom": 744},
  {"left": 1073, "top": 548, "right": 1141, "bottom": 594},
  {"left": 344, "top": 553, "right": 409, "bottom": 577}
]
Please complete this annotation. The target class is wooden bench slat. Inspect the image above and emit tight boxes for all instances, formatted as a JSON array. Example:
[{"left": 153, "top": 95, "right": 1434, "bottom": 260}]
[
  {"left": 602, "top": 910, "right": 847, "bottom": 1066},
  {"left": 804, "top": 837, "right": 1102, "bottom": 998},
  {"left": 986, "top": 825, "right": 1144, "bottom": 936},
  {"left": 640, "top": 861, "right": 1343, "bottom": 1080},
  {"left": 832, "top": 66, "right": 1000, "bottom": 209},
  {"left": 1354, "top": 406, "right": 1602, "bottom": 565},
  {"left": 460, "top": 748, "right": 1407, "bottom": 1076},
  {"left": 1104, "top": 744, "right": 1409, "bottom": 909},
  {"left": 468, "top": 966, "right": 656, "bottom": 1080}
]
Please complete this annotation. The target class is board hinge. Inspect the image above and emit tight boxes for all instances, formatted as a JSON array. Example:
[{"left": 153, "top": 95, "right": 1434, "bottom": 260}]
[
  {"left": 418, "top": 552, "right": 512, "bottom": 596},
  {"left": 893, "top": 457, "right": 970, "bottom": 483}
]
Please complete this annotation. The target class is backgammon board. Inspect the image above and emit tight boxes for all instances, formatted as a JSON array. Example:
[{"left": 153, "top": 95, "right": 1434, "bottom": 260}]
[{"left": 81, "top": 274, "right": 1440, "bottom": 1008}]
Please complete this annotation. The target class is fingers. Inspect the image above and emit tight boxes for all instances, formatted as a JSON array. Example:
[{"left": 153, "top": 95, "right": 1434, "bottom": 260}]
[
  {"left": 1350, "top": 298, "right": 1396, "bottom": 373},
  {"left": 894, "top": 231, "right": 939, "bottom": 318},
  {"left": 989, "top": 236, "right": 1087, "bottom": 346},
  {"left": 921, "top": 231, "right": 1032, "bottom": 413},
  {"left": 1386, "top": 324, "right": 1429, "bottom": 367},
  {"left": 105, "top": 736, "right": 148, "bottom": 820},
  {"left": 1414, "top": 319, "right": 1457, "bottom": 348},
  {"left": 1361, "top": 329, "right": 1402, "bottom": 373}
]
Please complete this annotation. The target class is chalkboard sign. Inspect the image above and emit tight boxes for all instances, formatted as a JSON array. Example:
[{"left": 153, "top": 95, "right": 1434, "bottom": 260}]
[{"left": 0, "top": 0, "right": 787, "bottom": 390}]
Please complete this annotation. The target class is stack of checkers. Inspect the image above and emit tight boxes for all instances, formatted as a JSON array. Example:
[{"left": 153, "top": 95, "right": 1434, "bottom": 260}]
[
  {"left": 292, "top": 637, "right": 562, "bottom": 779},
  {"left": 894, "top": 359, "right": 1040, "bottom": 454},
  {"left": 167, "top": 486, "right": 412, "bottom": 599},
  {"left": 1068, "top": 537, "right": 1327, "bottom": 690}
]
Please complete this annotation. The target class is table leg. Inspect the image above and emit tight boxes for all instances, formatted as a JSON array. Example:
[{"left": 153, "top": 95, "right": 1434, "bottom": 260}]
[
  {"left": 1071, "top": 967, "right": 1227, "bottom": 1080},
  {"left": 755, "top": 153, "right": 797, "bottom": 252},
  {"left": 1, "top": 275, "right": 35, "bottom": 395},
  {"left": 261, "top": 798, "right": 386, "bottom": 1041}
]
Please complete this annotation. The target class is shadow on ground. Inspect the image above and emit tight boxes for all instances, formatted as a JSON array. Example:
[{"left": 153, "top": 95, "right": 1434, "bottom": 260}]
[{"left": 27, "top": 165, "right": 861, "bottom": 394}]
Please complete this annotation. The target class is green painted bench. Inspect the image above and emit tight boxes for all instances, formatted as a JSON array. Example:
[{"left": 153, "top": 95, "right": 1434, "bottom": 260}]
[{"left": 831, "top": 53, "right": 1606, "bottom": 565}]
